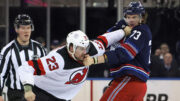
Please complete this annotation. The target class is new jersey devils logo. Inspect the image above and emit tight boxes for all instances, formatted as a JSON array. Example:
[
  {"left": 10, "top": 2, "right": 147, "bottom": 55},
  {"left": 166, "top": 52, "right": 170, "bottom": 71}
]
[{"left": 65, "top": 67, "right": 88, "bottom": 85}]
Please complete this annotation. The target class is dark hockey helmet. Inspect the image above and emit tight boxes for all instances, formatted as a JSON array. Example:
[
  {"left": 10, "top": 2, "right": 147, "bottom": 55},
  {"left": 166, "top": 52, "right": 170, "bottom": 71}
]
[
  {"left": 124, "top": 1, "right": 145, "bottom": 17},
  {"left": 14, "top": 14, "right": 34, "bottom": 31}
]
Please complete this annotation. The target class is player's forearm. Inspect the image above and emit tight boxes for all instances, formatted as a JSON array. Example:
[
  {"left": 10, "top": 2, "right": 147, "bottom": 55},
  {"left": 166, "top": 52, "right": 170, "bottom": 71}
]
[
  {"left": 84, "top": 54, "right": 108, "bottom": 66},
  {"left": 93, "top": 54, "right": 108, "bottom": 64},
  {"left": 24, "top": 85, "right": 36, "bottom": 101},
  {"left": 24, "top": 84, "right": 33, "bottom": 92},
  {"left": 97, "top": 29, "right": 125, "bottom": 48}
]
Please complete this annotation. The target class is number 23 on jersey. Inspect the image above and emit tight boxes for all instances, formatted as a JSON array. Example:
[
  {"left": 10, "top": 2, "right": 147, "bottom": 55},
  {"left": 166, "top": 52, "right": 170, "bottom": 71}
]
[{"left": 46, "top": 56, "right": 59, "bottom": 71}]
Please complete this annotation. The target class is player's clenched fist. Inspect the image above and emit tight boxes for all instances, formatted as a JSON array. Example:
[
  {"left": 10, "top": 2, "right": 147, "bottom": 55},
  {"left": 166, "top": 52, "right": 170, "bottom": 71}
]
[
  {"left": 25, "top": 91, "right": 36, "bottom": 101},
  {"left": 124, "top": 26, "right": 132, "bottom": 36},
  {"left": 83, "top": 54, "right": 94, "bottom": 66}
]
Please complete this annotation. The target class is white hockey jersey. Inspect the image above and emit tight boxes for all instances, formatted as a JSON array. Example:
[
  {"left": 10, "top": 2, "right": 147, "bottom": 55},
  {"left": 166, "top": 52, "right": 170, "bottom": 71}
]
[
  {"left": 18, "top": 29, "right": 125, "bottom": 100},
  {"left": 18, "top": 41, "right": 105, "bottom": 100}
]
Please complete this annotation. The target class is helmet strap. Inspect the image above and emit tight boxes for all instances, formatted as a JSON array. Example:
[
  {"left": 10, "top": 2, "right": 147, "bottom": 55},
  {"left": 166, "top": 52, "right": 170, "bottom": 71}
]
[
  {"left": 31, "top": 24, "right": 34, "bottom": 31},
  {"left": 67, "top": 44, "right": 78, "bottom": 61},
  {"left": 139, "top": 14, "right": 142, "bottom": 24}
]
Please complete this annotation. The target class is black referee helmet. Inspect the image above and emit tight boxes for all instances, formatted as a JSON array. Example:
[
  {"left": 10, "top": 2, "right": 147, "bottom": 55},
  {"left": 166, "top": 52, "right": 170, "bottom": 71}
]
[{"left": 14, "top": 14, "right": 34, "bottom": 31}]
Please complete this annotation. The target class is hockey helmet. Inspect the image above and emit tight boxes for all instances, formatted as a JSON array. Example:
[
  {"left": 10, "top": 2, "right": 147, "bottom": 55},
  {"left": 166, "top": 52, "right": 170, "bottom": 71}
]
[
  {"left": 66, "top": 30, "right": 90, "bottom": 60},
  {"left": 124, "top": 1, "right": 145, "bottom": 17},
  {"left": 14, "top": 14, "right": 34, "bottom": 31}
]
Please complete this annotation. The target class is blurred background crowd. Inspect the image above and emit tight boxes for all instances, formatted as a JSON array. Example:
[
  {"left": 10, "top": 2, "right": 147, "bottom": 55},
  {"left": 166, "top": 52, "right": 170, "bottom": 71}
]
[{"left": 0, "top": 0, "right": 180, "bottom": 78}]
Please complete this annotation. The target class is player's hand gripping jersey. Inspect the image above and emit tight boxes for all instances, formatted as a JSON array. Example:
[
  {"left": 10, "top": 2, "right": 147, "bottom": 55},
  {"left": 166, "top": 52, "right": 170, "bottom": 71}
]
[{"left": 18, "top": 29, "right": 126, "bottom": 100}]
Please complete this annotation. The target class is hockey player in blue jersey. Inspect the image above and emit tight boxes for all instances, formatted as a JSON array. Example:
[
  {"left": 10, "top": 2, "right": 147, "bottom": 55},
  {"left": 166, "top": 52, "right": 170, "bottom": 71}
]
[{"left": 83, "top": 1, "right": 152, "bottom": 101}]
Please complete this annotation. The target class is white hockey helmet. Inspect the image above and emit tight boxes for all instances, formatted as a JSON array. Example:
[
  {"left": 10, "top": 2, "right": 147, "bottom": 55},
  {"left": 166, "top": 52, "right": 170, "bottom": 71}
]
[{"left": 66, "top": 30, "right": 90, "bottom": 60}]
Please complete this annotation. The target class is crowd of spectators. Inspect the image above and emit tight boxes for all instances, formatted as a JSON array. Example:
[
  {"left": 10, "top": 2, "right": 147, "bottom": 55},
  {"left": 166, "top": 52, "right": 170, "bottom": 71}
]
[{"left": 150, "top": 43, "right": 180, "bottom": 77}]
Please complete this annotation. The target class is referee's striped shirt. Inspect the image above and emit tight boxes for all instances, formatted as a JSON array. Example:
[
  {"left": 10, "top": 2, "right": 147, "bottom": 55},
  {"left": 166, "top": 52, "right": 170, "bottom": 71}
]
[{"left": 0, "top": 39, "right": 46, "bottom": 95}]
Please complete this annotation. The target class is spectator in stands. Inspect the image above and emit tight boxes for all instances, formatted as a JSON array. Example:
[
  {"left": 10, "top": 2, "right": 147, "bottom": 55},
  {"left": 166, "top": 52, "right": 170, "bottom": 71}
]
[
  {"left": 150, "top": 48, "right": 163, "bottom": 77},
  {"left": 50, "top": 39, "right": 66, "bottom": 50},
  {"left": 159, "top": 43, "right": 169, "bottom": 60},
  {"left": 154, "top": 48, "right": 161, "bottom": 56},
  {"left": 158, "top": 52, "right": 180, "bottom": 77},
  {"left": 175, "top": 40, "right": 180, "bottom": 66},
  {"left": 50, "top": 39, "right": 60, "bottom": 50}
]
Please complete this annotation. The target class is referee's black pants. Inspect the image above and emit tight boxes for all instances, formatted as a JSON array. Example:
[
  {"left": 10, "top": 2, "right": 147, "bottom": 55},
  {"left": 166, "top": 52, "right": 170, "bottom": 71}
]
[
  {"left": 7, "top": 88, "right": 26, "bottom": 101},
  {"left": 33, "top": 86, "right": 70, "bottom": 101}
]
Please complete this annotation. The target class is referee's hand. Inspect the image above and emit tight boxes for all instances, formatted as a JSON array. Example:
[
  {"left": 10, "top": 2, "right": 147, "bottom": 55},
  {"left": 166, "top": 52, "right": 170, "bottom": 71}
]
[{"left": 25, "top": 91, "right": 36, "bottom": 101}]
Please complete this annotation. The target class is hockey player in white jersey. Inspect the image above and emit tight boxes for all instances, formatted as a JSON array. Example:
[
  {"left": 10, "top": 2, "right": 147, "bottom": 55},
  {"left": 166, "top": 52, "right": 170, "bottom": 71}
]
[{"left": 18, "top": 29, "right": 130, "bottom": 101}]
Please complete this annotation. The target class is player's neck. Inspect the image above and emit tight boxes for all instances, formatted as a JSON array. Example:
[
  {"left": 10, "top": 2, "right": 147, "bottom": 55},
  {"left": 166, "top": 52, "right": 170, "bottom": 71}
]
[{"left": 17, "top": 37, "right": 30, "bottom": 46}]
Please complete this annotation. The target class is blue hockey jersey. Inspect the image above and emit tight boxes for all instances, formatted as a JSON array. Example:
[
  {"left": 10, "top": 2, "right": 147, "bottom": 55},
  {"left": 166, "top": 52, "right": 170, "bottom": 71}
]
[{"left": 104, "top": 23, "right": 152, "bottom": 82}]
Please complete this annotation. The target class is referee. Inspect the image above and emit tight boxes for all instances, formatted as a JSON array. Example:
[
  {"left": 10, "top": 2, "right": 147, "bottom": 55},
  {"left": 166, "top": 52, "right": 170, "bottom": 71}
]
[{"left": 0, "top": 14, "right": 46, "bottom": 101}]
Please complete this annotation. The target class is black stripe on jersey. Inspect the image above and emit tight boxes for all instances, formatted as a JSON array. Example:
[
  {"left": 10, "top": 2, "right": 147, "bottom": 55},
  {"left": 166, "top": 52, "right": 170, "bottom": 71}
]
[
  {"left": 3, "top": 58, "right": 11, "bottom": 88},
  {"left": 33, "top": 42, "right": 46, "bottom": 57},
  {"left": 32, "top": 60, "right": 41, "bottom": 75},
  {"left": 88, "top": 42, "right": 98, "bottom": 56},
  {"left": 0, "top": 46, "right": 11, "bottom": 73},
  {"left": 13, "top": 43, "right": 22, "bottom": 66},
  {"left": 10, "top": 59, "right": 17, "bottom": 89},
  {"left": 6, "top": 73, "right": 11, "bottom": 88},
  {"left": 33, "top": 43, "right": 37, "bottom": 56},
  {"left": 42, "top": 47, "right": 47, "bottom": 56},
  {"left": 38, "top": 45, "right": 45, "bottom": 57},
  {"left": 96, "top": 38, "right": 107, "bottom": 48},
  {"left": 25, "top": 49, "right": 29, "bottom": 61}
]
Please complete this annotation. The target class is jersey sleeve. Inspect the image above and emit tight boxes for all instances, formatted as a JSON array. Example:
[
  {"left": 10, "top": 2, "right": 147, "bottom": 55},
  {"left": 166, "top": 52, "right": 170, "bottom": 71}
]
[
  {"left": 105, "top": 28, "right": 146, "bottom": 65},
  {"left": 96, "top": 29, "right": 125, "bottom": 48},
  {"left": 0, "top": 47, "right": 11, "bottom": 95},
  {"left": 90, "top": 40, "right": 105, "bottom": 57},
  {"left": 18, "top": 50, "right": 65, "bottom": 85}
]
